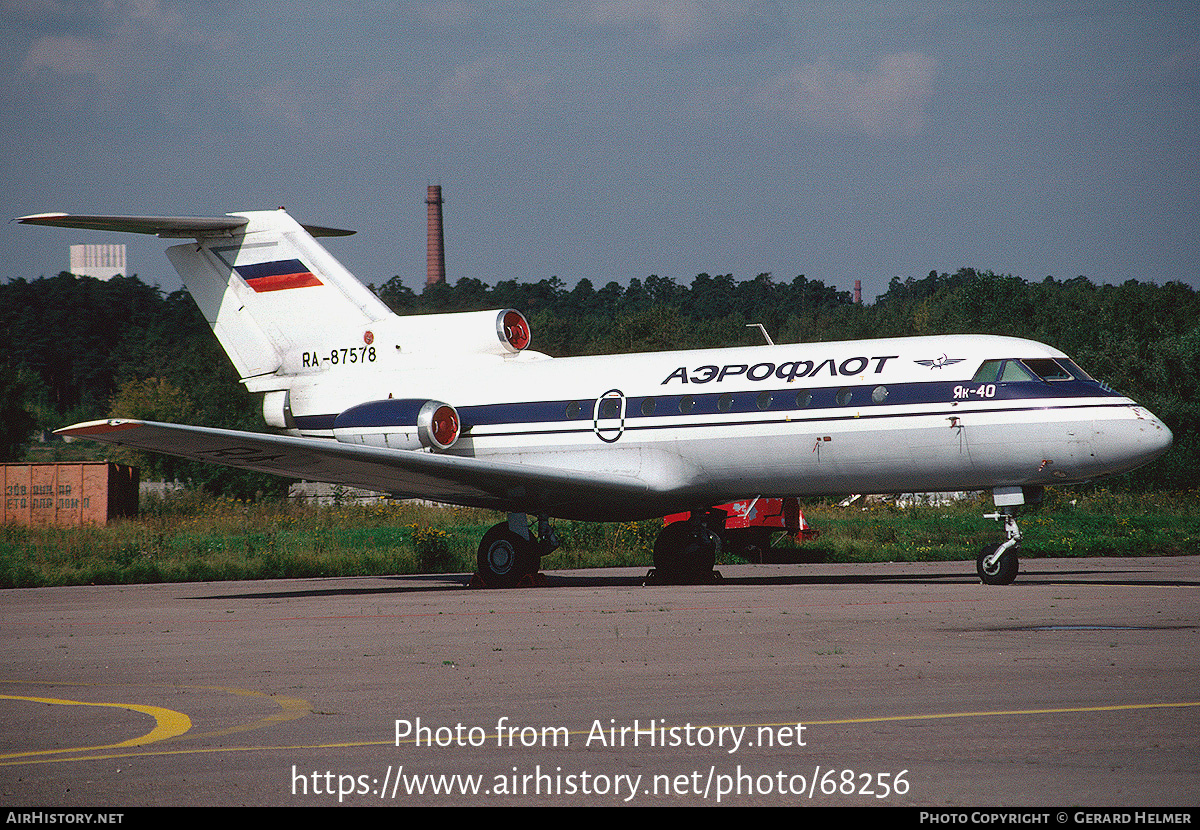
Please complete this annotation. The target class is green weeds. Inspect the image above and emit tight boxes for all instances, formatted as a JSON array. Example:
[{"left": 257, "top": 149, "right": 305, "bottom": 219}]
[{"left": 0, "top": 488, "right": 1195, "bottom": 588}]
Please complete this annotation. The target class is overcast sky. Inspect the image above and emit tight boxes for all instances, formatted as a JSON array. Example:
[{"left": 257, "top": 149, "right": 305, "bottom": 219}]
[{"left": 2, "top": 1, "right": 1197, "bottom": 303}]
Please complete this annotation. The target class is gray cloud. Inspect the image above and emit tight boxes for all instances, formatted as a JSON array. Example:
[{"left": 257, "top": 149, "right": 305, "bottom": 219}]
[
  {"left": 435, "top": 60, "right": 553, "bottom": 109},
  {"left": 583, "top": 0, "right": 783, "bottom": 48},
  {"left": 755, "top": 51, "right": 939, "bottom": 135}
]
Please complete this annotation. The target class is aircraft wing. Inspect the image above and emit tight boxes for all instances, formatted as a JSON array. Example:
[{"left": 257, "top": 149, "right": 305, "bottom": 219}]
[{"left": 55, "top": 420, "right": 657, "bottom": 519}]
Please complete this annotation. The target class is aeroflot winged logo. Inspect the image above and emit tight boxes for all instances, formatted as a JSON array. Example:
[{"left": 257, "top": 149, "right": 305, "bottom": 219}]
[
  {"left": 914, "top": 354, "right": 966, "bottom": 370},
  {"left": 235, "top": 259, "right": 323, "bottom": 292}
]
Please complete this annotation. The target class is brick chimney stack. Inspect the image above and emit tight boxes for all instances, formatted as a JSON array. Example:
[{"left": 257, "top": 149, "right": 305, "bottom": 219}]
[{"left": 425, "top": 185, "right": 445, "bottom": 287}]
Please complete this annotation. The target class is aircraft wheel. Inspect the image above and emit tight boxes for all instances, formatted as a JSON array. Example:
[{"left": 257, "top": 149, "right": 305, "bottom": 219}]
[
  {"left": 976, "top": 543, "right": 1019, "bottom": 586},
  {"left": 653, "top": 522, "right": 718, "bottom": 583},
  {"left": 477, "top": 523, "right": 534, "bottom": 587}
]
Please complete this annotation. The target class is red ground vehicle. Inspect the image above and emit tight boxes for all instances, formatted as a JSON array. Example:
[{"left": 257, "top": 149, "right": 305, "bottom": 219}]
[{"left": 663, "top": 496, "right": 818, "bottom": 564}]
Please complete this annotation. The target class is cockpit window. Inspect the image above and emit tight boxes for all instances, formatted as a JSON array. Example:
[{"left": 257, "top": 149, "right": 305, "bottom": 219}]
[
  {"left": 1000, "top": 361, "right": 1036, "bottom": 382},
  {"left": 971, "top": 360, "right": 1002, "bottom": 383},
  {"left": 973, "top": 356, "right": 1094, "bottom": 385},
  {"left": 1054, "top": 358, "right": 1094, "bottom": 381},
  {"left": 971, "top": 359, "right": 1036, "bottom": 384},
  {"left": 1022, "top": 358, "right": 1074, "bottom": 381}
]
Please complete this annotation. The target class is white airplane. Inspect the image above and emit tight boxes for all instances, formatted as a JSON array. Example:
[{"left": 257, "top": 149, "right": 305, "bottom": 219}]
[{"left": 19, "top": 209, "right": 1174, "bottom": 586}]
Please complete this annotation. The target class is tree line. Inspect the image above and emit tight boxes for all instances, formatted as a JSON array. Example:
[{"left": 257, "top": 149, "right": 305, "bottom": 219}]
[{"left": 2, "top": 267, "right": 1195, "bottom": 494}]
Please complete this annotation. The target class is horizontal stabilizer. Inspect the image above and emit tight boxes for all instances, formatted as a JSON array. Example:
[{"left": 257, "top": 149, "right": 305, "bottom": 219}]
[
  {"left": 16, "top": 213, "right": 354, "bottom": 238},
  {"left": 56, "top": 419, "right": 658, "bottom": 520}
]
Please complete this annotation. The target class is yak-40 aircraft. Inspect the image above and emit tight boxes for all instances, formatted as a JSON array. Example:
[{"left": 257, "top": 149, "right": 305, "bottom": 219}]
[{"left": 20, "top": 209, "right": 1174, "bottom": 586}]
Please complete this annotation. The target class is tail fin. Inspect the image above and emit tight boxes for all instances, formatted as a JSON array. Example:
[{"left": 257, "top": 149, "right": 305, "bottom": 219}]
[
  {"left": 17, "top": 209, "right": 539, "bottom": 407},
  {"left": 165, "top": 210, "right": 391, "bottom": 380},
  {"left": 18, "top": 209, "right": 393, "bottom": 383}
]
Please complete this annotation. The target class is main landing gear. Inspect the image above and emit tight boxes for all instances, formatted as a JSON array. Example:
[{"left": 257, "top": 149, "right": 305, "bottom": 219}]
[
  {"left": 648, "top": 509, "right": 724, "bottom": 585},
  {"left": 474, "top": 513, "right": 559, "bottom": 588},
  {"left": 976, "top": 486, "right": 1035, "bottom": 585}
]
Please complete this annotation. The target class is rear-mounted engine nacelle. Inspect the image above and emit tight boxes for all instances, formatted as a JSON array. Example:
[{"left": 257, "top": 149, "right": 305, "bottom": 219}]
[
  {"left": 417, "top": 400, "right": 460, "bottom": 451},
  {"left": 332, "top": 398, "right": 462, "bottom": 451},
  {"left": 381, "top": 308, "right": 531, "bottom": 356}
]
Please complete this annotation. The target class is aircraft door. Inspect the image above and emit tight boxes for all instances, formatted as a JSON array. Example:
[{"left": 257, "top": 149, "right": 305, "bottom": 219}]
[{"left": 593, "top": 389, "right": 626, "bottom": 443}]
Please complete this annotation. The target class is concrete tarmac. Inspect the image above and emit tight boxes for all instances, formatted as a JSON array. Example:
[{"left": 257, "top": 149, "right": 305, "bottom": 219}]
[{"left": 2, "top": 557, "right": 1197, "bottom": 807}]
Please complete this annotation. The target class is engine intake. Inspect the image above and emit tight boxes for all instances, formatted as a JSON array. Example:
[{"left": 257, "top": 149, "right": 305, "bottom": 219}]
[
  {"left": 499, "top": 310, "right": 530, "bottom": 352},
  {"left": 417, "top": 400, "right": 460, "bottom": 450}
]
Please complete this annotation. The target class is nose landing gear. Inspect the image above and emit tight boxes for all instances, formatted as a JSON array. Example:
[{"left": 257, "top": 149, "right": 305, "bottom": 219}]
[
  {"left": 977, "top": 486, "right": 1034, "bottom": 585},
  {"left": 977, "top": 510, "right": 1021, "bottom": 585}
]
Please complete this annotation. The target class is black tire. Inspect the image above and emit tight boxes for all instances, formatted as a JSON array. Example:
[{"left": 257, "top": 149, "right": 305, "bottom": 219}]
[
  {"left": 653, "top": 522, "right": 718, "bottom": 583},
  {"left": 977, "top": 542, "right": 1019, "bottom": 585},
  {"left": 477, "top": 523, "right": 534, "bottom": 587}
]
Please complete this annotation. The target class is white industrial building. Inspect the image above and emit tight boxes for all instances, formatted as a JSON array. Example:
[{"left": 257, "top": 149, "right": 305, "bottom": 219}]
[{"left": 69, "top": 244, "right": 126, "bottom": 280}]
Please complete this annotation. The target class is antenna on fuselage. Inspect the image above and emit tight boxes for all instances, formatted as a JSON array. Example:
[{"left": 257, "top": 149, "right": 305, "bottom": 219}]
[{"left": 746, "top": 323, "right": 775, "bottom": 346}]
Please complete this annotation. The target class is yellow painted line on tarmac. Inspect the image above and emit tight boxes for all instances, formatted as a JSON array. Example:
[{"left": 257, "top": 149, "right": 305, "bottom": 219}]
[
  {"left": 0, "top": 680, "right": 311, "bottom": 742},
  {"left": 0, "top": 694, "right": 192, "bottom": 759},
  {"left": 177, "top": 686, "right": 311, "bottom": 740},
  {"left": 2, "top": 699, "right": 1195, "bottom": 766},
  {"left": 739, "top": 700, "right": 1200, "bottom": 730},
  {"left": 384, "top": 701, "right": 1200, "bottom": 746}
]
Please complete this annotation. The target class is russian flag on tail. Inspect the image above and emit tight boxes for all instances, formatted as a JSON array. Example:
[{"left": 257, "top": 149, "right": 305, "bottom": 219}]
[{"left": 236, "top": 259, "right": 323, "bottom": 292}]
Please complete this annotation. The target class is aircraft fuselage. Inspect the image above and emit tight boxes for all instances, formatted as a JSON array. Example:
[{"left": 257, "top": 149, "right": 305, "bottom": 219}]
[{"left": 288, "top": 333, "right": 1170, "bottom": 520}]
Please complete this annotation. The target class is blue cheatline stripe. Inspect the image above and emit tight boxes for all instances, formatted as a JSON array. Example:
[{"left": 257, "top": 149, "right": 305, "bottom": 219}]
[
  {"left": 465, "top": 401, "right": 1130, "bottom": 439},
  {"left": 296, "top": 379, "right": 1123, "bottom": 437}
]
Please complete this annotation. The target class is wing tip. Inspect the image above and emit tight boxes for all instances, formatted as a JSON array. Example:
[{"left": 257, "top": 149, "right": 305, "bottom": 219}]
[
  {"left": 55, "top": 419, "right": 141, "bottom": 437},
  {"left": 15, "top": 213, "right": 251, "bottom": 237},
  {"left": 15, "top": 212, "right": 72, "bottom": 227}
]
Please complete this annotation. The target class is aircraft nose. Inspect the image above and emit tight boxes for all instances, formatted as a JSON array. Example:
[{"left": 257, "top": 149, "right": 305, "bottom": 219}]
[
  {"left": 1120, "top": 409, "right": 1174, "bottom": 471},
  {"left": 1088, "top": 407, "right": 1173, "bottom": 479}
]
